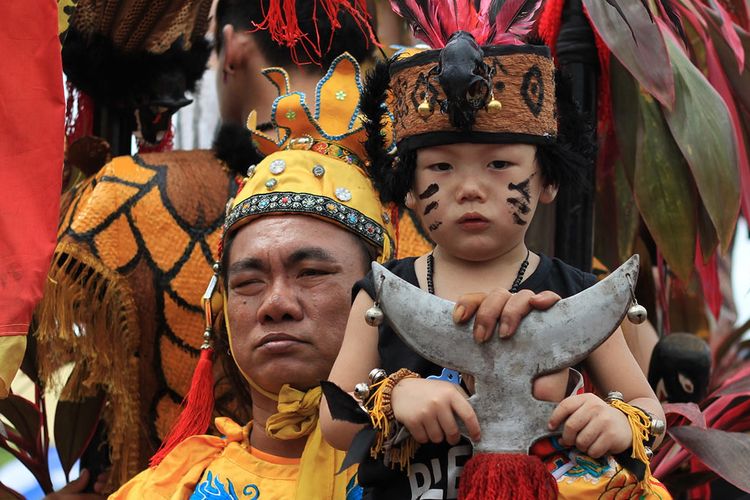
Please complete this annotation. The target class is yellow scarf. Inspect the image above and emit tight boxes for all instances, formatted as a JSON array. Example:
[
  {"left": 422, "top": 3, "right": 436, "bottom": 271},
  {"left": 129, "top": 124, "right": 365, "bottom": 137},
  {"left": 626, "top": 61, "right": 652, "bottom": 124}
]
[{"left": 225, "top": 299, "right": 351, "bottom": 499}]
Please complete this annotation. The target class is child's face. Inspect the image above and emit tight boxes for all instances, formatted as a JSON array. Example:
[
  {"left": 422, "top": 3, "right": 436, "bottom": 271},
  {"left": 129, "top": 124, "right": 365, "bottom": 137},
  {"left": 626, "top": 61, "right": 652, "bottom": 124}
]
[{"left": 409, "top": 142, "right": 557, "bottom": 261}]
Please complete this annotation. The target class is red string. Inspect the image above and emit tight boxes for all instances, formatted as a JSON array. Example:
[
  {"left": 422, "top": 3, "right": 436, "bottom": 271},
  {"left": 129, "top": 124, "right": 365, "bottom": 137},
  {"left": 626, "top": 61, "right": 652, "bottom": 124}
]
[
  {"left": 138, "top": 123, "right": 174, "bottom": 154},
  {"left": 458, "top": 453, "right": 558, "bottom": 500}
]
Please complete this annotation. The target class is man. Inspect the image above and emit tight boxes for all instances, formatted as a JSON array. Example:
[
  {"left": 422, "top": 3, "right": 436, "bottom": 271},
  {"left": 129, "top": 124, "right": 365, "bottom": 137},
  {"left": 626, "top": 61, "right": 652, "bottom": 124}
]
[{"left": 37, "top": 1, "right": 389, "bottom": 493}]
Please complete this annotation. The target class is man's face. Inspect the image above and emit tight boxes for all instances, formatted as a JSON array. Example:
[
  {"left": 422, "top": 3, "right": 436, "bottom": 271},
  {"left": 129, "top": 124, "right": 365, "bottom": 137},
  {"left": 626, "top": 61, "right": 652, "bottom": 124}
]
[{"left": 225, "top": 215, "right": 369, "bottom": 394}]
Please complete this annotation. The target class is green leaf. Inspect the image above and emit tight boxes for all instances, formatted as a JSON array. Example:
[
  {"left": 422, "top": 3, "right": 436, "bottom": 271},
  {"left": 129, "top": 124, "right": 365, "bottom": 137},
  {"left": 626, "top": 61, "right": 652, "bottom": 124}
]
[
  {"left": 0, "top": 395, "right": 40, "bottom": 447},
  {"left": 583, "top": 0, "right": 675, "bottom": 108},
  {"left": 661, "top": 28, "right": 740, "bottom": 253},
  {"left": 610, "top": 58, "right": 640, "bottom": 185},
  {"left": 614, "top": 159, "right": 640, "bottom": 264},
  {"left": 54, "top": 392, "right": 105, "bottom": 479},
  {"left": 633, "top": 92, "right": 696, "bottom": 281}
]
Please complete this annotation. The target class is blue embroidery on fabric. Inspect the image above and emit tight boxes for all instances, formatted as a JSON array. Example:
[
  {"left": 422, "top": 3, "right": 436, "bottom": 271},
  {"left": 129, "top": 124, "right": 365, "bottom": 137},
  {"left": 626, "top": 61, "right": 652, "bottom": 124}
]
[
  {"left": 190, "top": 471, "right": 240, "bottom": 500},
  {"left": 346, "top": 474, "right": 363, "bottom": 500},
  {"left": 242, "top": 484, "right": 260, "bottom": 499}
]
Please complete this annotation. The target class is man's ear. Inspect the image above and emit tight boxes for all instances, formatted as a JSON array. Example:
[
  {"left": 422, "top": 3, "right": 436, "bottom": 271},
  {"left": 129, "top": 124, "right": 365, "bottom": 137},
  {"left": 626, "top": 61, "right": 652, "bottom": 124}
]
[
  {"left": 539, "top": 183, "right": 559, "bottom": 204},
  {"left": 405, "top": 191, "right": 416, "bottom": 210},
  {"left": 221, "top": 24, "right": 255, "bottom": 75}
]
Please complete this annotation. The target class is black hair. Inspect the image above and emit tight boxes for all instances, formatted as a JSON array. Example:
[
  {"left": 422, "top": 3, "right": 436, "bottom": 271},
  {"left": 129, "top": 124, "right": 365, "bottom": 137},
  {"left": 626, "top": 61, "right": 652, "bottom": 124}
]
[
  {"left": 214, "top": 0, "right": 376, "bottom": 69},
  {"left": 361, "top": 63, "right": 594, "bottom": 207}
]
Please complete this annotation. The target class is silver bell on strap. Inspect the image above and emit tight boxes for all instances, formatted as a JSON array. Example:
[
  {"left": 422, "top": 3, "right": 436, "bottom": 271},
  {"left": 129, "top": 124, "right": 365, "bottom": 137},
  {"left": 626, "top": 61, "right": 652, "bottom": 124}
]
[
  {"left": 626, "top": 271, "right": 648, "bottom": 325},
  {"left": 364, "top": 275, "right": 386, "bottom": 327}
]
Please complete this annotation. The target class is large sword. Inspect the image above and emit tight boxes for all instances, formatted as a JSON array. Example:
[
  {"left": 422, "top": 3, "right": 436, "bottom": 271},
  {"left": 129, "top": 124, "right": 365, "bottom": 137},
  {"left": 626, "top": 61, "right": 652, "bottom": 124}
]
[{"left": 371, "top": 255, "right": 639, "bottom": 454}]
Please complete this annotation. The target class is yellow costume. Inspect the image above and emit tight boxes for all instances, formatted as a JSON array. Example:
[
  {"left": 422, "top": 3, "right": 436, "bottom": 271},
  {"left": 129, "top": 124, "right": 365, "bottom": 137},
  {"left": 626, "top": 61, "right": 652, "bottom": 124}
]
[{"left": 113, "top": 418, "right": 361, "bottom": 500}]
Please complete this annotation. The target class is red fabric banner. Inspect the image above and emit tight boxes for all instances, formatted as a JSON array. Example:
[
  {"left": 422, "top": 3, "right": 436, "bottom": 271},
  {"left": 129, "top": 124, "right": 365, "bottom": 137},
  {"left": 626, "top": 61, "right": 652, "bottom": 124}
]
[{"left": 0, "top": 0, "right": 64, "bottom": 337}]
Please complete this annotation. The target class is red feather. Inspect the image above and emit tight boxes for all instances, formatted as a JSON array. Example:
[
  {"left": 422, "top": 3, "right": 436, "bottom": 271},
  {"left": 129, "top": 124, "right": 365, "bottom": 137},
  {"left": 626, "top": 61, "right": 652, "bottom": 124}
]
[{"left": 389, "top": 0, "right": 542, "bottom": 47}]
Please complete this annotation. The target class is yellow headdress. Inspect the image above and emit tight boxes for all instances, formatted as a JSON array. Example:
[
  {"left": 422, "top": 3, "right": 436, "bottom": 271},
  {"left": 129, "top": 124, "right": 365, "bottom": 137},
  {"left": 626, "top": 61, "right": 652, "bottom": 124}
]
[{"left": 223, "top": 52, "right": 394, "bottom": 262}]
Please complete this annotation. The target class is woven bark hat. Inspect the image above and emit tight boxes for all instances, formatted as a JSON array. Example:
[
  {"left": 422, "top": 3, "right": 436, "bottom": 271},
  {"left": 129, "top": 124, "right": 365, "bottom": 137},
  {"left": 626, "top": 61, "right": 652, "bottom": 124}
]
[{"left": 389, "top": 40, "right": 557, "bottom": 153}]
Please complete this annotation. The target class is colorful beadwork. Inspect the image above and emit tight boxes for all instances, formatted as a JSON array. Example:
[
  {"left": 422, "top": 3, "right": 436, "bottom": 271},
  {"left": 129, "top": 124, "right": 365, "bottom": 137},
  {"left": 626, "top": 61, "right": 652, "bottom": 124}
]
[
  {"left": 225, "top": 192, "right": 389, "bottom": 250},
  {"left": 269, "top": 159, "right": 286, "bottom": 175},
  {"left": 335, "top": 187, "right": 352, "bottom": 202}
]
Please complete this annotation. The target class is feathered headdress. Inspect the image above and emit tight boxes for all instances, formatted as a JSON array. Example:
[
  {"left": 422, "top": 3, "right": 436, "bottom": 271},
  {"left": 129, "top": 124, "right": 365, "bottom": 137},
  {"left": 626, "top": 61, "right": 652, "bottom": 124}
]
[
  {"left": 390, "top": 0, "right": 542, "bottom": 47},
  {"left": 359, "top": 0, "right": 583, "bottom": 207}
]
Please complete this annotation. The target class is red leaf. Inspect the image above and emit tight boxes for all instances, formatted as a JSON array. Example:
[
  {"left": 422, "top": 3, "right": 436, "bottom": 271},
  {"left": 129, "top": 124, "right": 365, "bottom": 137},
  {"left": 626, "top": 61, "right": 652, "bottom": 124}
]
[
  {"left": 669, "top": 427, "right": 750, "bottom": 493},
  {"left": 0, "top": 395, "right": 40, "bottom": 448},
  {"left": 694, "top": 239, "right": 721, "bottom": 319},
  {"left": 663, "top": 402, "right": 707, "bottom": 428},
  {"left": 582, "top": 0, "right": 675, "bottom": 109},
  {"left": 54, "top": 392, "right": 105, "bottom": 479},
  {"left": 704, "top": 0, "right": 745, "bottom": 70},
  {"left": 0, "top": 482, "right": 24, "bottom": 500}
]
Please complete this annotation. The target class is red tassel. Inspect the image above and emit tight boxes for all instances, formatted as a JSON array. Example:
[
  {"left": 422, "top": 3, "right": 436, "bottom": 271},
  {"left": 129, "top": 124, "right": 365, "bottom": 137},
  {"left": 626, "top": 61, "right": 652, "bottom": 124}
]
[
  {"left": 458, "top": 454, "right": 558, "bottom": 500},
  {"left": 149, "top": 347, "right": 215, "bottom": 467},
  {"left": 250, "top": 0, "right": 377, "bottom": 66}
]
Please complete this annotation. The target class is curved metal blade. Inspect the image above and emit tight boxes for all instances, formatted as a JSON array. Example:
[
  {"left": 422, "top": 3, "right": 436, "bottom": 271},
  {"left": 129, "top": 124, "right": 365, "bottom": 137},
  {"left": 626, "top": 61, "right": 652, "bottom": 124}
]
[{"left": 371, "top": 255, "right": 640, "bottom": 453}]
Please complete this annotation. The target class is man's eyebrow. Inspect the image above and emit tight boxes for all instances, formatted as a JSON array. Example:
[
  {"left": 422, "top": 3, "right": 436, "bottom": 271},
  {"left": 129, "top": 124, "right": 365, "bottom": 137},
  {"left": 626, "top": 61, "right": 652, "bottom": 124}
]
[
  {"left": 286, "top": 247, "right": 339, "bottom": 266},
  {"left": 228, "top": 257, "right": 266, "bottom": 275}
]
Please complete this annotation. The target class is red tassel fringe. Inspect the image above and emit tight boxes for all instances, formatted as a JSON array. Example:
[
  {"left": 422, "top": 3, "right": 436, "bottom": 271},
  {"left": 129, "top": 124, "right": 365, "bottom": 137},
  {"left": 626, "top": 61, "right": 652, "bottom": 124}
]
[
  {"left": 251, "top": 0, "right": 377, "bottom": 66},
  {"left": 149, "top": 347, "right": 215, "bottom": 467},
  {"left": 458, "top": 453, "right": 558, "bottom": 500}
]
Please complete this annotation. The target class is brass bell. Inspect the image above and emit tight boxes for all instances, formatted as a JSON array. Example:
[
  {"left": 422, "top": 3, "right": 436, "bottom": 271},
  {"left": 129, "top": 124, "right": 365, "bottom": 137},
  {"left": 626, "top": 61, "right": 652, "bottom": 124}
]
[
  {"left": 365, "top": 305, "right": 384, "bottom": 326},
  {"left": 354, "top": 382, "right": 370, "bottom": 402},
  {"left": 418, "top": 99, "right": 433, "bottom": 118},
  {"left": 487, "top": 98, "right": 502, "bottom": 114},
  {"left": 368, "top": 368, "right": 387, "bottom": 384},
  {"left": 627, "top": 303, "right": 648, "bottom": 324}
]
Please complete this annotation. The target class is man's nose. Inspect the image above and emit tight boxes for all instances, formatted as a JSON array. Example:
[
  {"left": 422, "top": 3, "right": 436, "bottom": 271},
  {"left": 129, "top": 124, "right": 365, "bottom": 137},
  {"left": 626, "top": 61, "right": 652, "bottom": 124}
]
[{"left": 256, "top": 278, "right": 304, "bottom": 323}]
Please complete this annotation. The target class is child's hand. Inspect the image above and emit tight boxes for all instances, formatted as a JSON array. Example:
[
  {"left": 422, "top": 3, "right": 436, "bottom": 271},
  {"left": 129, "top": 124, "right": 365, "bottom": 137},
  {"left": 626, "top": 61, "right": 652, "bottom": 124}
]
[
  {"left": 453, "top": 289, "right": 561, "bottom": 343},
  {"left": 391, "top": 378, "right": 481, "bottom": 445},
  {"left": 548, "top": 393, "right": 632, "bottom": 458}
]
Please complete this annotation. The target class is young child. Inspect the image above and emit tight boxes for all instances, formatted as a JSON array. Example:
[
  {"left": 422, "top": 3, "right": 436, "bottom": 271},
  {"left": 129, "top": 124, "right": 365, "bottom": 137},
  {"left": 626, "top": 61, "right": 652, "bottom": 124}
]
[{"left": 320, "top": 4, "right": 670, "bottom": 499}]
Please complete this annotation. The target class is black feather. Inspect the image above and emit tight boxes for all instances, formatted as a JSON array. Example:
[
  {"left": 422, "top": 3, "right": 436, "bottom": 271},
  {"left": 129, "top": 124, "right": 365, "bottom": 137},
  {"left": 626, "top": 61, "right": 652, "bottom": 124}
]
[
  {"left": 360, "top": 60, "right": 398, "bottom": 205},
  {"left": 212, "top": 123, "right": 264, "bottom": 177},
  {"left": 338, "top": 427, "right": 378, "bottom": 473},
  {"left": 320, "top": 380, "right": 370, "bottom": 424}
]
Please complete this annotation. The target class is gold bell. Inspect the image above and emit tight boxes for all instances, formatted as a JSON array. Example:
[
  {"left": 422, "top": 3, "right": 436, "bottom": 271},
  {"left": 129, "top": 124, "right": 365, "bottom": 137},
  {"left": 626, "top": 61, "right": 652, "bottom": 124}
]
[
  {"left": 418, "top": 98, "right": 433, "bottom": 117},
  {"left": 487, "top": 98, "right": 502, "bottom": 114}
]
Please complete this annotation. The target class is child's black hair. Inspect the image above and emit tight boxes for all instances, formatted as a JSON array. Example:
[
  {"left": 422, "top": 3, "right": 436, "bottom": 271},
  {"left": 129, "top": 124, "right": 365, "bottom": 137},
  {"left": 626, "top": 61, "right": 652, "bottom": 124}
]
[{"left": 361, "top": 63, "right": 595, "bottom": 207}]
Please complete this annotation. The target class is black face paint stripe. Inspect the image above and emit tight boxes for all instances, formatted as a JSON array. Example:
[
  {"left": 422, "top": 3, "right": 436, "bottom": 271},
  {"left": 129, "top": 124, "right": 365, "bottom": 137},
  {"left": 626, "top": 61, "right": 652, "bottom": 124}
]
[
  {"left": 511, "top": 213, "right": 527, "bottom": 226},
  {"left": 506, "top": 198, "right": 531, "bottom": 215},
  {"left": 428, "top": 221, "right": 442, "bottom": 231},
  {"left": 418, "top": 183, "right": 439, "bottom": 200},
  {"left": 424, "top": 201, "right": 439, "bottom": 215},
  {"left": 508, "top": 178, "right": 531, "bottom": 202}
]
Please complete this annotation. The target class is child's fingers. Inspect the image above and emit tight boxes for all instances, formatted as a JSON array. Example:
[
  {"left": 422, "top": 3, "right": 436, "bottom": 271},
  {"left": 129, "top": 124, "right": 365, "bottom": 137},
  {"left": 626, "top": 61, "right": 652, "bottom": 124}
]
[
  {"left": 548, "top": 394, "right": 587, "bottom": 430},
  {"left": 529, "top": 290, "right": 562, "bottom": 311},
  {"left": 423, "top": 416, "right": 446, "bottom": 444},
  {"left": 407, "top": 420, "right": 430, "bottom": 444},
  {"left": 436, "top": 405, "right": 462, "bottom": 445},
  {"left": 451, "top": 395, "right": 481, "bottom": 442},
  {"left": 586, "top": 435, "right": 610, "bottom": 459},
  {"left": 472, "top": 288, "right": 511, "bottom": 342},
  {"left": 498, "top": 289, "right": 535, "bottom": 338},
  {"left": 453, "top": 292, "right": 486, "bottom": 324}
]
